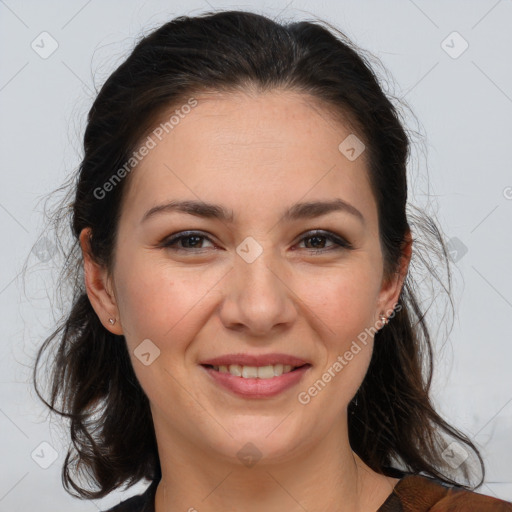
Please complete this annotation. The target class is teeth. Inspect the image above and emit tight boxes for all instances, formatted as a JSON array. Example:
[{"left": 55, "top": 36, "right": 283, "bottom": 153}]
[
  {"left": 228, "top": 364, "right": 242, "bottom": 377},
  {"left": 242, "top": 365, "right": 258, "bottom": 378},
  {"left": 256, "top": 365, "right": 274, "bottom": 379},
  {"left": 273, "top": 364, "right": 283, "bottom": 377},
  {"left": 213, "top": 363, "right": 297, "bottom": 379}
]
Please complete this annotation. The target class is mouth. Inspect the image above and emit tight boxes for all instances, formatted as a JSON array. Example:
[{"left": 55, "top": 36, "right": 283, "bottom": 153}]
[
  {"left": 202, "top": 363, "right": 311, "bottom": 379},
  {"left": 200, "top": 363, "right": 312, "bottom": 398}
]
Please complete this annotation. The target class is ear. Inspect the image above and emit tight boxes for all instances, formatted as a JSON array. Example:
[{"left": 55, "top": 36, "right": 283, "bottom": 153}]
[
  {"left": 375, "top": 229, "right": 412, "bottom": 323},
  {"left": 79, "top": 227, "right": 123, "bottom": 335}
]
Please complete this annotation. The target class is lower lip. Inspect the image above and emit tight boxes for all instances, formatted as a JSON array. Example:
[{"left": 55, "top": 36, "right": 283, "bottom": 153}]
[{"left": 201, "top": 365, "right": 311, "bottom": 398}]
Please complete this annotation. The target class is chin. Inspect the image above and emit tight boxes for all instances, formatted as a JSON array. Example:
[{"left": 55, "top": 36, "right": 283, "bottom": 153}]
[{"left": 202, "top": 416, "right": 311, "bottom": 467}]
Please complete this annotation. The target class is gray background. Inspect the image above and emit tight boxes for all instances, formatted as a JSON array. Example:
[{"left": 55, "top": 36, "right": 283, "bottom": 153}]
[{"left": 1, "top": 0, "right": 511, "bottom": 510}]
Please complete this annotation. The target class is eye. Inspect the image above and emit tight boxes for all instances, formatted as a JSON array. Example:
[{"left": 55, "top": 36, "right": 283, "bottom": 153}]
[
  {"left": 159, "top": 230, "right": 352, "bottom": 254},
  {"left": 160, "top": 231, "right": 215, "bottom": 252},
  {"left": 295, "top": 230, "right": 353, "bottom": 253}
]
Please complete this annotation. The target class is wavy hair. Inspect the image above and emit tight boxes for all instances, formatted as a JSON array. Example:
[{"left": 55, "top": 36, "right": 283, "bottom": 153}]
[{"left": 31, "top": 9, "right": 485, "bottom": 500}]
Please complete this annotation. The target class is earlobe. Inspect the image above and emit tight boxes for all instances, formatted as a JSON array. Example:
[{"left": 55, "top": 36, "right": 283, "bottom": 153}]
[{"left": 79, "top": 228, "right": 123, "bottom": 335}]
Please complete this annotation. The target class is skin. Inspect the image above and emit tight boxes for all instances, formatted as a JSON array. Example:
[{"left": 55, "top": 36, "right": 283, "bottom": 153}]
[{"left": 80, "top": 89, "right": 412, "bottom": 512}]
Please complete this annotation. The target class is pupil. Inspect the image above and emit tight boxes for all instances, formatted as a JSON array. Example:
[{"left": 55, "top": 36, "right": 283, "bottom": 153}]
[
  {"left": 307, "top": 236, "right": 324, "bottom": 249},
  {"left": 185, "top": 236, "right": 201, "bottom": 247}
]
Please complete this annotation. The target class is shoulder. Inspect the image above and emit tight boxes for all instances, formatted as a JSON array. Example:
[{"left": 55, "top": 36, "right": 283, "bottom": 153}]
[
  {"left": 102, "top": 494, "right": 146, "bottom": 512},
  {"left": 101, "top": 479, "right": 158, "bottom": 512},
  {"left": 383, "top": 473, "right": 512, "bottom": 511}
]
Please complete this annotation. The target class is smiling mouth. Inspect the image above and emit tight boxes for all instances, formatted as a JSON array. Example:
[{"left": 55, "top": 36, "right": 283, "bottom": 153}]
[{"left": 202, "top": 363, "right": 310, "bottom": 379}]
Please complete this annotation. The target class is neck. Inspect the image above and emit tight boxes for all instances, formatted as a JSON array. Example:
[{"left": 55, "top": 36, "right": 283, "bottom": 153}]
[{"left": 153, "top": 416, "right": 398, "bottom": 512}]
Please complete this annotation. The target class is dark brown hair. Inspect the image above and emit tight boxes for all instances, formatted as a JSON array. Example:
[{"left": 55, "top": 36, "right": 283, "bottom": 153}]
[{"left": 32, "top": 9, "right": 484, "bottom": 500}]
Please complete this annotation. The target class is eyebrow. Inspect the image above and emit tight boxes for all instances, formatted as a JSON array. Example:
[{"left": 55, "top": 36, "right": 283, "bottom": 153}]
[{"left": 141, "top": 198, "right": 364, "bottom": 225}]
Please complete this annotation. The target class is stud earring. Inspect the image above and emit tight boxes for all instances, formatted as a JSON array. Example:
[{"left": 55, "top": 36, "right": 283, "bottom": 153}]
[
  {"left": 108, "top": 318, "right": 116, "bottom": 325},
  {"left": 379, "top": 314, "right": 388, "bottom": 326}
]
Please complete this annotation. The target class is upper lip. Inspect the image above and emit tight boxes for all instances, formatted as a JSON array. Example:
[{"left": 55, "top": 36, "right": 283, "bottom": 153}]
[{"left": 200, "top": 353, "right": 310, "bottom": 367}]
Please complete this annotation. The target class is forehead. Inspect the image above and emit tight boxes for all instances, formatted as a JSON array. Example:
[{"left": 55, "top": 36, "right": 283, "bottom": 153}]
[
  {"left": 147, "top": 89, "right": 364, "bottom": 164},
  {"left": 119, "top": 90, "right": 376, "bottom": 227}
]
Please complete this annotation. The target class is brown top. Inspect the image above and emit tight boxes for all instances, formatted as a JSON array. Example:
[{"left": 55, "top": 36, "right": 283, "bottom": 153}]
[
  {"left": 104, "top": 472, "right": 512, "bottom": 511},
  {"left": 377, "top": 474, "right": 512, "bottom": 511}
]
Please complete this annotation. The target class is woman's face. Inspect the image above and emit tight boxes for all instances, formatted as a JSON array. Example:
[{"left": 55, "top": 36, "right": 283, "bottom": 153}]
[{"left": 84, "top": 90, "right": 404, "bottom": 465}]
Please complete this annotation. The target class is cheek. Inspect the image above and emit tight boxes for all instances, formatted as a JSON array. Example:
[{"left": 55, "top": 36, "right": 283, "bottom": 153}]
[
  {"left": 296, "top": 265, "right": 381, "bottom": 342},
  {"left": 112, "top": 257, "right": 206, "bottom": 400},
  {"left": 113, "top": 253, "right": 220, "bottom": 349},
  {"left": 294, "top": 266, "right": 379, "bottom": 393},
  {"left": 293, "top": 273, "right": 377, "bottom": 414}
]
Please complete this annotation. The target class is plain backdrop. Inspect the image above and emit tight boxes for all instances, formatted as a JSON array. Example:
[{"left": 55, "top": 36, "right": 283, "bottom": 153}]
[{"left": 0, "top": 0, "right": 511, "bottom": 510}]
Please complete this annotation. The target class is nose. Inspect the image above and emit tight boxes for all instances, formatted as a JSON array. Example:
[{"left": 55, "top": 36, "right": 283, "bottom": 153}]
[{"left": 217, "top": 247, "right": 297, "bottom": 337}]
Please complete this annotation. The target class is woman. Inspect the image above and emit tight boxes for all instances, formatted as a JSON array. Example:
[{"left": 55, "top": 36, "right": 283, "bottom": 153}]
[{"left": 33, "top": 9, "right": 512, "bottom": 512}]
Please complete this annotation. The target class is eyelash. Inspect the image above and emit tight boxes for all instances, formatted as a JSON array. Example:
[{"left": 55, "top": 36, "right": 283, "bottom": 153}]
[{"left": 159, "top": 230, "right": 353, "bottom": 254}]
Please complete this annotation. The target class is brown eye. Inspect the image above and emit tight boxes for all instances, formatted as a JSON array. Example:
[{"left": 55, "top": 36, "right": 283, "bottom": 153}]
[
  {"left": 161, "top": 231, "right": 215, "bottom": 251},
  {"left": 297, "top": 230, "right": 352, "bottom": 252},
  {"left": 159, "top": 229, "right": 352, "bottom": 254}
]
